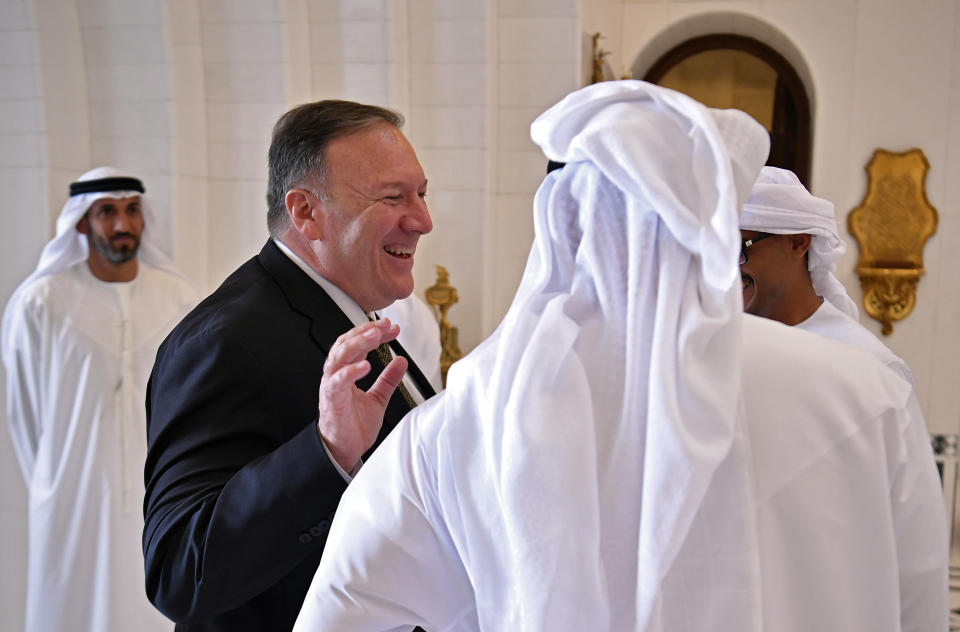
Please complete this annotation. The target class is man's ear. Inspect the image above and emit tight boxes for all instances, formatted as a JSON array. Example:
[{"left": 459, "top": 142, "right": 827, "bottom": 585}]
[
  {"left": 788, "top": 233, "right": 812, "bottom": 258},
  {"left": 75, "top": 214, "right": 90, "bottom": 235},
  {"left": 285, "top": 189, "right": 322, "bottom": 240}
]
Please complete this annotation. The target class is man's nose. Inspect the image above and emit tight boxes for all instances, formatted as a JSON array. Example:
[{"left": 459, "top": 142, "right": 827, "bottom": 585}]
[
  {"left": 114, "top": 213, "right": 133, "bottom": 232},
  {"left": 403, "top": 197, "right": 433, "bottom": 235}
]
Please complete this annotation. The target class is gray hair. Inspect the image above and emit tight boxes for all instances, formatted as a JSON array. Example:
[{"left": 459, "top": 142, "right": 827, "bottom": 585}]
[{"left": 266, "top": 100, "right": 404, "bottom": 238}]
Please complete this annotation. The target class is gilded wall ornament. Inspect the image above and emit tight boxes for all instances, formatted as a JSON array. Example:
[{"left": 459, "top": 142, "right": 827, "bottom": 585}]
[
  {"left": 590, "top": 32, "right": 611, "bottom": 84},
  {"left": 847, "top": 148, "right": 938, "bottom": 335},
  {"left": 424, "top": 265, "right": 463, "bottom": 386}
]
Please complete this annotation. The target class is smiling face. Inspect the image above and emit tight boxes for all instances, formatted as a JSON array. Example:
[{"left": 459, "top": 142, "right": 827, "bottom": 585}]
[{"left": 312, "top": 123, "right": 432, "bottom": 311}]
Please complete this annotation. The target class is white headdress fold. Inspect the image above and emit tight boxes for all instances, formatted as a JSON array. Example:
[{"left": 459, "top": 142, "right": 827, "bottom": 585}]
[{"left": 434, "top": 81, "right": 770, "bottom": 630}]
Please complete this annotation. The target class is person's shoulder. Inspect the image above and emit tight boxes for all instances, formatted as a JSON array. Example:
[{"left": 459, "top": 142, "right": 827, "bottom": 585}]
[
  {"left": 382, "top": 294, "right": 437, "bottom": 326},
  {"left": 140, "top": 262, "right": 191, "bottom": 285},
  {"left": 741, "top": 313, "right": 910, "bottom": 418},
  {"left": 799, "top": 301, "right": 913, "bottom": 383},
  {"left": 139, "top": 263, "right": 199, "bottom": 299},
  {"left": 743, "top": 314, "right": 891, "bottom": 382},
  {"left": 159, "top": 255, "right": 286, "bottom": 349},
  {"left": 13, "top": 266, "right": 85, "bottom": 314},
  {"left": 15, "top": 275, "right": 55, "bottom": 309}
]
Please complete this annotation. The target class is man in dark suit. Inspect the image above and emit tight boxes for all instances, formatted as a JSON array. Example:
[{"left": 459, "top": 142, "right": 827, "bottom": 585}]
[{"left": 142, "top": 100, "right": 436, "bottom": 631}]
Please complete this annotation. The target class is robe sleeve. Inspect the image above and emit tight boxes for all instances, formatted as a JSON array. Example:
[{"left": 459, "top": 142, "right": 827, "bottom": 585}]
[
  {"left": 293, "top": 406, "right": 478, "bottom": 632},
  {"left": 890, "top": 393, "right": 949, "bottom": 632},
  {"left": 3, "top": 295, "right": 46, "bottom": 481}
]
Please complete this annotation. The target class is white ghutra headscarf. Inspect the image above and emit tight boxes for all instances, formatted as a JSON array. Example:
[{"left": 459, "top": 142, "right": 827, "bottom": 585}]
[
  {"left": 740, "top": 166, "right": 858, "bottom": 318},
  {"left": 1, "top": 166, "right": 183, "bottom": 364},
  {"left": 432, "top": 81, "right": 770, "bottom": 630}
]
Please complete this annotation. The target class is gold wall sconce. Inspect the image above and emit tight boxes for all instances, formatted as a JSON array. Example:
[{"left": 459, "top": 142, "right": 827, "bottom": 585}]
[
  {"left": 425, "top": 265, "right": 463, "bottom": 387},
  {"left": 847, "top": 148, "right": 938, "bottom": 335}
]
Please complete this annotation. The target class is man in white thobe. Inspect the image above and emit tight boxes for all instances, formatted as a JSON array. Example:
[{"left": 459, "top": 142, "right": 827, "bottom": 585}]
[
  {"left": 739, "top": 166, "right": 912, "bottom": 383},
  {"left": 2, "top": 167, "right": 198, "bottom": 631},
  {"left": 293, "top": 82, "right": 947, "bottom": 631}
]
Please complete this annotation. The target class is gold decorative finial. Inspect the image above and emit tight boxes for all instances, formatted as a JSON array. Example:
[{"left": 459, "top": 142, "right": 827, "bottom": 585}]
[
  {"left": 590, "top": 32, "right": 611, "bottom": 84},
  {"left": 424, "top": 265, "right": 463, "bottom": 386},
  {"left": 848, "top": 148, "right": 938, "bottom": 335}
]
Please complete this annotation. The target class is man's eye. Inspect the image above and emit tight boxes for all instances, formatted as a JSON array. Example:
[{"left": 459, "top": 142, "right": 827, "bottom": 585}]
[{"left": 418, "top": 192, "right": 427, "bottom": 199}]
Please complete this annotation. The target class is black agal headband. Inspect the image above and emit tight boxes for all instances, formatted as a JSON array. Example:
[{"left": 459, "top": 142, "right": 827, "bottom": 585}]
[{"left": 69, "top": 176, "right": 145, "bottom": 197}]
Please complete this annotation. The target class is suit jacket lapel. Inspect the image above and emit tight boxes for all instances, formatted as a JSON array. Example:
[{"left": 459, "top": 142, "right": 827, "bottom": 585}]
[{"left": 258, "top": 240, "right": 353, "bottom": 352}]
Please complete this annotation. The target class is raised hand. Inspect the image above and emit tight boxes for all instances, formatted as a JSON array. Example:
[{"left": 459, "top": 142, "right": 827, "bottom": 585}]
[{"left": 317, "top": 318, "right": 407, "bottom": 472}]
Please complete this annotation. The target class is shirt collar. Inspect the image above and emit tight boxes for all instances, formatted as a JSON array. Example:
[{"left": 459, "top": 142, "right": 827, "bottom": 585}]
[{"left": 272, "top": 238, "right": 372, "bottom": 327}]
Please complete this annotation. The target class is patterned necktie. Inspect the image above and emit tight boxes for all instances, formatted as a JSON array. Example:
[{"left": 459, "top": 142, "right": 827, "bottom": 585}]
[{"left": 373, "top": 338, "right": 417, "bottom": 409}]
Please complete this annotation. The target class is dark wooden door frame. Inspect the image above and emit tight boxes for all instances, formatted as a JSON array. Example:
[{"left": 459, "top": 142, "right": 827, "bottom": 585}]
[{"left": 643, "top": 34, "right": 812, "bottom": 186}]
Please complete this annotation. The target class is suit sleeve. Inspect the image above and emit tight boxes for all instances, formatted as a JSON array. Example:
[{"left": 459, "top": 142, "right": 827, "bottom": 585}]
[{"left": 143, "top": 328, "right": 347, "bottom": 623}]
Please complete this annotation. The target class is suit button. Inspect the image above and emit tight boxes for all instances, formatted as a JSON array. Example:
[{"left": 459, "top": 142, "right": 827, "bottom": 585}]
[
  {"left": 319, "top": 520, "right": 330, "bottom": 531},
  {"left": 309, "top": 526, "right": 323, "bottom": 537},
  {"left": 298, "top": 533, "right": 312, "bottom": 544}
]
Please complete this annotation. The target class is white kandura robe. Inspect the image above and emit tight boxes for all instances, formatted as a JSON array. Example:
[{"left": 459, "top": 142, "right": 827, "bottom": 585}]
[
  {"left": 796, "top": 299, "right": 914, "bottom": 385},
  {"left": 4, "top": 262, "right": 196, "bottom": 632},
  {"left": 293, "top": 316, "right": 947, "bottom": 632}
]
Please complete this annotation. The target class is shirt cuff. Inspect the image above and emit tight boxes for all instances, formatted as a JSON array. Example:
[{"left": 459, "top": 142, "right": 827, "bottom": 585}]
[{"left": 320, "top": 436, "right": 362, "bottom": 482}]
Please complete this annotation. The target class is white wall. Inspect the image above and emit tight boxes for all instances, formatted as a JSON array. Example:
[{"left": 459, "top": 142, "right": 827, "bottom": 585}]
[
  {"left": 1, "top": 2, "right": 65, "bottom": 629},
  {"left": 403, "top": 0, "right": 493, "bottom": 352},
  {"left": 195, "top": 1, "right": 286, "bottom": 286},
  {"left": 0, "top": 0, "right": 957, "bottom": 628},
  {"left": 490, "top": 0, "right": 579, "bottom": 332}
]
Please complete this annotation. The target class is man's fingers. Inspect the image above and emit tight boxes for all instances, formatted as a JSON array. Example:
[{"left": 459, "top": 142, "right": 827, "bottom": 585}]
[
  {"left": 376, "top": 317, "right": 401, "bottom": 344},
  {"left": 366, "top": 356, "right": 408, "bottom": 407},
  {"left": 364, "top": 318, "right": 401, "bottom": 349},
  {"left": 324, "top": 320, "right": 398, "bottom": 374},
  {"left": 327, "top": 322, "right": 379, "bottom": 370},
  {"left": 321, "top": 360, "right": 371, "bottom": 405}
]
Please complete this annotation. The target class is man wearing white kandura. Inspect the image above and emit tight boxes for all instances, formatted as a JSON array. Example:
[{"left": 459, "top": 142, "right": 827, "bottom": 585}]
[
  {"left": 2, "top": 166, "right": 197, "bottom": 631},
  {"left": 739, "top": 165, "right": 913, "bottom": 383},
  {"left": 293, "top": 81, "right": 947, "bottom": 632}
]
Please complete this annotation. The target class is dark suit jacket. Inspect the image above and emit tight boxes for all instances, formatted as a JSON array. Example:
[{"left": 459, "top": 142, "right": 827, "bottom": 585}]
[{"left": 143, "top": 240, "right": 436, "bottom": 631}]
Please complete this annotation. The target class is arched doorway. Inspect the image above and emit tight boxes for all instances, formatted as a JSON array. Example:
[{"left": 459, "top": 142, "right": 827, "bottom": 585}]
[{"left": 643, "top": 34, "right": 812, "bottom": 186}]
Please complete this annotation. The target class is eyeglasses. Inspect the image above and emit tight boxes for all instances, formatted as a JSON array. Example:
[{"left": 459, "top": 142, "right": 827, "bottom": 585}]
[{"left": 739, "top": 233, "right": 775, "bottom": 265}]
